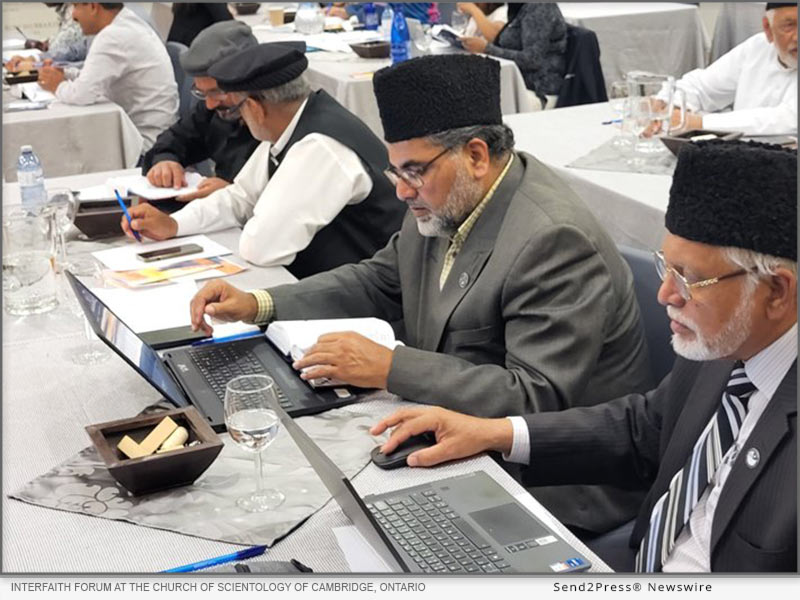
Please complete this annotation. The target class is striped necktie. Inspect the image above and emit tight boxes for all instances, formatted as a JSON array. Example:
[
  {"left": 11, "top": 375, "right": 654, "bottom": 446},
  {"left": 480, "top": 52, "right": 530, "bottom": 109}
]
[{"left": 635, "top": 362, "right": 756, "bottom": 572}]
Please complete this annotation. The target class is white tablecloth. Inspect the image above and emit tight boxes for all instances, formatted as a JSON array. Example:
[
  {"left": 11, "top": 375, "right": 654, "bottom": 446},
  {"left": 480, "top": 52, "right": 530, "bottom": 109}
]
[
  {"left": 246, "top": 26, "right": 535, "bottom": 137},
  {"left": 559, "top": 2, "right": 709, "bottom": 90},
  {"left": 710, "top": 2, "right": 766, "bottom": 62},
  {"left": 505, "top": 102, "right": 670, "bottom": 251},
  {"left": 2, "top": 97, "right": 143, "bottom": 182},
  {"left": 2, "top": 168, "right": 608, "bottom": 573}
]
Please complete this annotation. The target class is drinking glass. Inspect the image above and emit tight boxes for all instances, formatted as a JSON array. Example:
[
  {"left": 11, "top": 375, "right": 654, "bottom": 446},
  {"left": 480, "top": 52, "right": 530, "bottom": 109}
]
[
  {"left": 412, "top": 24, "right": 433, "bottom": 54},
  {"left": 451, "top": 11, "right": 469, "bottom": 35},
  {"left": 42, "top": 188, "right": 76, "bottom": 273},
  {"left": 225, "top": 375, "right": 285, "bottom": 512},
  {"left": 61, "top": 259, "right": 112, "bottom": 365},
  {"left": 608, "top": 80, "right": 633, "bottom": 149}
]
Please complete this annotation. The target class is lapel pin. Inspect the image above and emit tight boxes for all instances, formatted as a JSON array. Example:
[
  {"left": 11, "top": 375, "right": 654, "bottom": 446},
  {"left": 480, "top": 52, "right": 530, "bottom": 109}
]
[
  {"left": 745, "top": 448, "right": 760, "bottom": 469},
  {"left": 458, "top": 272, "right": 469, "bottom": 289}
]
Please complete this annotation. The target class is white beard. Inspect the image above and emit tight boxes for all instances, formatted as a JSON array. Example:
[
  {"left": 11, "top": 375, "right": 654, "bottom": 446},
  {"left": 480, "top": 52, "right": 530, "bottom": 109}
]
[
  {"left": 413, "top": 160, "right": 483, "bottom": 238},
  {"left": 667, "top": 289, "right": 754, "bottom": 361}
]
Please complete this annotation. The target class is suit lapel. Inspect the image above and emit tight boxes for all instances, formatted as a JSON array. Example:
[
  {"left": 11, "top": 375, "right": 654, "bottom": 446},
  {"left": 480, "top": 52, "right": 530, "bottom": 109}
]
[
  {"left": 420, "top": 158, "right": 524, "bottom": 351},
  {"left": 710, "top": 361, "right": 797, "bottom": 552}
]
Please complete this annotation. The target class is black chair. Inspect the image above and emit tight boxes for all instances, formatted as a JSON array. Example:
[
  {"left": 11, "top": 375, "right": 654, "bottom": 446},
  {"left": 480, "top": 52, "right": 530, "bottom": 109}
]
[
  {"left": 166, "top": 41, "right": 197, "bottom": 120},
  {"left": 556, "top": 24, "right": 608, "bottom": 108},
  {"left": 619, "top": 245, "right": 676, "bottom": 383}
]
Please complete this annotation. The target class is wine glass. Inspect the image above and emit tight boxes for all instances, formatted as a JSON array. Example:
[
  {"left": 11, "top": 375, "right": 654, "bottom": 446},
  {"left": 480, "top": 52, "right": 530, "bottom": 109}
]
[
  {"left": 225, "top": 375, "right": 285, "bottom": 512},
  {"left": 608, "top": 80, "right": 633, "bottom": 149},
  {"left": 451, "top": 11, "right": 469, "bottom": 35},
  {"left": 42, "top": 188, "right": 75, "bottom": 273},
  {"left": 61, "top": 259, "right": 112, "bottom": 365},
  {"left": 412, "top": 24, "right": 432, "bottom": 54}
]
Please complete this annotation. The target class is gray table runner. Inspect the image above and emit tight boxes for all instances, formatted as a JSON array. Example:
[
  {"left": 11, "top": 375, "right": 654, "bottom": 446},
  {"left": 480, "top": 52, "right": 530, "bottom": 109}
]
[
  {"left": 568, "top": 138, "right": 678, "bottom": 176},
  {"left": 9, "top": 406, "right": 384, "bottom": 547}
]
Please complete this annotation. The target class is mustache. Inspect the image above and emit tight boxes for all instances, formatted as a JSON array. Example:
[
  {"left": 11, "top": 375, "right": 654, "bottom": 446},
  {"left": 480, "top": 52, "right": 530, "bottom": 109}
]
[{"left": 666, "top": 305, "right": 695, "bottom": 331}]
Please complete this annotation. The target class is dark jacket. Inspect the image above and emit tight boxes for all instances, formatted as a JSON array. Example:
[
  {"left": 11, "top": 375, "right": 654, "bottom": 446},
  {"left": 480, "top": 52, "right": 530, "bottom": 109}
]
[
  {"left": 524, "top": 358, "right": 797, "bottom": 571},
  {"left": 555, "top": 25, "right": 608, "bottom": 108},
  {"left": 141, "top": 102, "right": 260, "bottom": 183},
  {"left": 167, "top": 3, "right": 233, "bottom": 47}
]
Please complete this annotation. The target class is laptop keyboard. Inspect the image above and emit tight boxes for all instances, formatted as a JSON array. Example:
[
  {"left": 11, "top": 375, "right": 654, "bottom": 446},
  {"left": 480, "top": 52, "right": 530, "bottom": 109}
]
[
  {"left": 187, "top": 344, "right": 295, "bottom": 410},
  {"left": 366, "top": 490, "right": 513, "bottom": 573}
]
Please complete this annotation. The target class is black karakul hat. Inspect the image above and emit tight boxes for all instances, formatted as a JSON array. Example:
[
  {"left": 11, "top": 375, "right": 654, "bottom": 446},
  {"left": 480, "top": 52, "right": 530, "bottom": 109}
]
[
  {"left": 208, "top": 42, "right": 308, "bottom": 92},
  {"left": 666, "top": 141, "right": 797, "bottom": 261},
  {"left": 373, "top": 54, "right": 502, "bottom": 143},
  {"left": 766, "top": 3, "right": 797, "bottom": 10}
]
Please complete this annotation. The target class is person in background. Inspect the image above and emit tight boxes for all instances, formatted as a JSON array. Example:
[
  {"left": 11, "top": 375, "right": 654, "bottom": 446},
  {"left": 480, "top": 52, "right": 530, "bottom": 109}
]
[
  {"left": 459, "top": 2, "right": 507, "bottom": 42},
  {"left": 123, "top": 43, "right": 404, "bottom": 276},
  {"left": 328, "top": 3, "right": 435, "bottom": 24},
  {"left": 372, "top": 141, "right": 798, "bottom": 573},
  {"left": 37, "top": 3, "right": 178, "bottom": 153},
  {"left": 167, "top": 2, "right": 232, "bottom": 48},
  {"left": 141, "top": 21, "right": 260, "bottom": 202},
  {"left": 461, "top": 2, "right": 567, "bottom": 110},
  {"left": 187, "top": 54, "right": 654, "bottom": 536},
  {"left": 5, "top": 3, "right": 88, "bottom": 72},
  {"left": 662, "top": 2, "right": 797, "bottom": 136}
]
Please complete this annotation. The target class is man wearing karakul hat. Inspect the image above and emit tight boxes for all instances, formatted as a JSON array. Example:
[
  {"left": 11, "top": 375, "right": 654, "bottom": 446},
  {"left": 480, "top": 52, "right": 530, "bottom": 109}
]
[
  {"left": 141, "top": 20, "right": 261, "bottom": 202},
  {"left": 189, "top": 54, "right": 655, "bottom": 536},
  {"left": 372, "top": 141, "right": 798, "bottom": 573},
  {"left": 124, "top": 42, "right": 404, "bottom": 276}
]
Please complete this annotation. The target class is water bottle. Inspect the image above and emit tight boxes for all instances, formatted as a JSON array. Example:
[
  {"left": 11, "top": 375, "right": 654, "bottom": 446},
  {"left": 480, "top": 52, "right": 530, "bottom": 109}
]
[
  {"left": 390, "top": 8, "right": 410, "bottom": 64},
  {"left": 363, "top": 3, "right": 379, "bottom": 30},
  {"left": 380, "top": 5, "right": 393, "bottom": 40},
  {"left": 17, "top": 145, "right": 46, "bottom": 215}
]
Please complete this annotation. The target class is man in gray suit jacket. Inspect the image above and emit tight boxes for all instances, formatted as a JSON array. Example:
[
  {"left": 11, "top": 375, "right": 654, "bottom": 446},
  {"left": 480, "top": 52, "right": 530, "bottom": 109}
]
[
  {"left": 372, "top": 141, "right": 797, "bottom": 572},
  {"left": 189, "top": 54, "right": 652, "bottom": 533}
]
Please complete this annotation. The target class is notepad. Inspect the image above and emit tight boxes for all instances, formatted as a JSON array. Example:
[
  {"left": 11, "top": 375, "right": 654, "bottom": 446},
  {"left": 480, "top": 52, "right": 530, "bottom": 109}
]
[{"left": 107, "top": 172, "right": 204, "bottom": 200}]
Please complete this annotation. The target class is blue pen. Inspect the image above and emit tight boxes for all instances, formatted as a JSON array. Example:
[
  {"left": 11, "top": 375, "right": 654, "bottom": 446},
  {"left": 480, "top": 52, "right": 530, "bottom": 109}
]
[
  {"left": 602, "top": 118, "right": 623, "bottom": 125},
  {"left": 114, "top": 188, "right": 141, "bottom": 242},
  {"left": 192, "top": 330, "right": 263, "bottom": 347},
  {"left": 163, "top": 544, "right": 267, "bottom": 573}
]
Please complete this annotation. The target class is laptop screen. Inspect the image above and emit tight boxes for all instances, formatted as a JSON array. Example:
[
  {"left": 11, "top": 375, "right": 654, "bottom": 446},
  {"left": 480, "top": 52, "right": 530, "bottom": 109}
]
[{"left": 66, "top": 271, "right": 189, "bottom": 407}]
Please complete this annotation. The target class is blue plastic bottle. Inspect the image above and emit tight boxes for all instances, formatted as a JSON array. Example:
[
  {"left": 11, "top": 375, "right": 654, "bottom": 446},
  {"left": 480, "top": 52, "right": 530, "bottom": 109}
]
[
  {"left": 17, "top": 145, "right": 46, "bottom": 214},
  {"left": 363, "top": 3, "right": 379, "bottom": 30},
  {"left": 390, "top": 7, "right": 410, "bottom": 64}
]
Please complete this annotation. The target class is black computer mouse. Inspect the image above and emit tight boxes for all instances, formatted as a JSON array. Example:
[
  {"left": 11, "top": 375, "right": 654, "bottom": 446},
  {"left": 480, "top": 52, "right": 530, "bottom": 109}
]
[{"left": 370, "top": 432, "right": 437, "bottom": 470}]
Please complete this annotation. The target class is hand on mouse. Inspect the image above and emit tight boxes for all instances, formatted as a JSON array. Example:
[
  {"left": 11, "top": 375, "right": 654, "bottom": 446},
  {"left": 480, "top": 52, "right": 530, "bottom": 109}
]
[{"left": 370, "top": 407, "right": 513, "bottom": 467}]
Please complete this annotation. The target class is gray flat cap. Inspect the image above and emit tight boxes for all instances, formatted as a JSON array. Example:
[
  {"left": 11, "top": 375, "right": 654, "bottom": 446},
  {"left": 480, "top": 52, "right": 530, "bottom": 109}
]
[{"left": 180, "top": 21, "right": 258, "bottom": 77}]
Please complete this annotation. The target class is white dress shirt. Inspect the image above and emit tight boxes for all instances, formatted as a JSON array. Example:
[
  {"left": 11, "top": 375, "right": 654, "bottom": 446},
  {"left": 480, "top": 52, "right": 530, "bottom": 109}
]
[
  {"left": 507, "top": 323, "right": 797, "bottom": 572},
  {"left": 171, "top": 97, "right": 374, "bottom": 267},
  {"left": 464, "top": 5, "right": 508, "bottom": 39},
  {"left": 55, "top": 7, "right": 178, "bottom": 151},
  {"left": 662, "top": 323, "right": 797, "bottom": 572},
  {"left": 672, "top": 32, "right": 797, "bottom": 135}
]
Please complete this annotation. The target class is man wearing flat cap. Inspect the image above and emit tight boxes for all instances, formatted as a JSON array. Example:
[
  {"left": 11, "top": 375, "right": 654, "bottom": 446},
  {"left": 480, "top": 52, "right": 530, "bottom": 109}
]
[
  {"left": 660, "top": 2, "right": 797, "bottom": 135},
  {"left": 125, "top": 42, "right": 403, "bottom": 275},
  {"left": 189, "top": 54, "right": 654, "bottom": 535},
  {"left": 374, "top": 141, "right": 798, "bottom": 573},
  {"left": 141, "top": 21, "right": 261, "bottom": 202}
]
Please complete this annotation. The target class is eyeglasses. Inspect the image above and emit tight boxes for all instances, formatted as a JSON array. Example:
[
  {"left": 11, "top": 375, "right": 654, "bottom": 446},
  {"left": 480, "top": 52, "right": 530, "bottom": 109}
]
[
  {"left": 653, "top": 250, "right": 749, "bottom": 301},
  {"left": 383, "top": 146, "right": 452, "bottom": 189},
  {"left": 189, "top": 84, "right": 228, "bottom": 101},
  {"left": 215, "top": 96, "right": 249, "bottom": 120}
]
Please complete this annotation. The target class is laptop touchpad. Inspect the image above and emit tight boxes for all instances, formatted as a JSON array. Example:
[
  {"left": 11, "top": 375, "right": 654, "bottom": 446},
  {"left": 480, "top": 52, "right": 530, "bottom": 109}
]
[{"left": 469, "top": 503, "right": 550, "bottom": 545}]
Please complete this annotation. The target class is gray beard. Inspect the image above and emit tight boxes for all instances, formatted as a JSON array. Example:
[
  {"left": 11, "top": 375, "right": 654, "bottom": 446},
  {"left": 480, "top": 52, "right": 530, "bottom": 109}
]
[{"left": 415, "top": 161, "right": 483, "bottom": 238}]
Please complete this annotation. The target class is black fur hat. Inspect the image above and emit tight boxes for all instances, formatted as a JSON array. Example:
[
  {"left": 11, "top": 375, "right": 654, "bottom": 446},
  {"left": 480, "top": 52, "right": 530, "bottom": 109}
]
[
  {"left": 666, "top": 140, "right": 797, "bottom": 261},
  {"left": 373, "top": 54, "right": 502, "bottom": 143}
]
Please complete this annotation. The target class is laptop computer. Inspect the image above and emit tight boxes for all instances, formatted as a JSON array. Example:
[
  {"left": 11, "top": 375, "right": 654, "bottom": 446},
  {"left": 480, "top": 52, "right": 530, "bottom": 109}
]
[
  {"left": 272, "top": 401, "right": 592, "bottom": 574},
  {"left": 66, "top": 271, "right": 360, "bottom": 431}
]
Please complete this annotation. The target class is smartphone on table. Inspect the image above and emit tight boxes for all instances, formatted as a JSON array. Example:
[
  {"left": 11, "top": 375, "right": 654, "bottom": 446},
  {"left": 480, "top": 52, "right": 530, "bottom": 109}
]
[{"left": 136, "top": 243, "right": 203, "bottom": 262}]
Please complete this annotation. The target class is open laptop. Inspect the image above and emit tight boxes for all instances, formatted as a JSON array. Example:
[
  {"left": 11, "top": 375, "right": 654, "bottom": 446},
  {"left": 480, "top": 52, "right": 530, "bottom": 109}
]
[
  {"left": 273, "top": 402, "right": 592, "bottom": 574},
  {"left": 66, "top": 271, "right": 360, "bottom": 431}
]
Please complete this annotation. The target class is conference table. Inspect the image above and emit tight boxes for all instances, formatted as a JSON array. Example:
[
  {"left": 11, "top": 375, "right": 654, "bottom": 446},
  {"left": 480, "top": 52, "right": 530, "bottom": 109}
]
[
  {"left": 505, "top": 101, "right": 670, "bottom": 252},
  {"left": 558, "top": 2, "right": 709, "bottom": 91},
  {"left": 2, "top": 93, "right": 143, "bottom": 183},
  {"left": 2, "top": 169, "right": 608, "bottom": 573}
]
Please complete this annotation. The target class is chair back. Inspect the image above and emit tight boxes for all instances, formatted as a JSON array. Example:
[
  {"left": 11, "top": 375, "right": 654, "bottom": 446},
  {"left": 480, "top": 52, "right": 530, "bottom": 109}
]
[
  {"left": 619, "top": 245, "right": 675, "bottom": 383},
  {"left": 166, "top": 41, "right": 197, "bottom": 120},
  {"left": 556, "top": 24, "right": 607, "bottom": 108}
]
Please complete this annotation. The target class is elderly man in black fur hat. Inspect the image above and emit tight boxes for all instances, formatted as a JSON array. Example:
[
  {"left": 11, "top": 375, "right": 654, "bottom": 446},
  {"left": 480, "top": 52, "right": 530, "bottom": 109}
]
[
  {"left": 373, "top": 141, "right": 798, "bottom": 573},
  {"left": 188, "top": 54, "right": 654, "bottom": 537}
]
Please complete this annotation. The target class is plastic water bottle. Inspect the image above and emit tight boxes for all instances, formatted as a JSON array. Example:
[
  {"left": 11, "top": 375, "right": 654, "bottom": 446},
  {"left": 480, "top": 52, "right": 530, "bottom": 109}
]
[
  {"left": 363, "top": 3, "right": 379, "bottom": 30},
  {"left": 380, "top": 5, "right": 393, "bottom": 40},
  {"left": 17, "top": 145, "right": 46, "bottom": 214},
  {"left": 390, "top": 8, "right": 410, "bottom": 64}
]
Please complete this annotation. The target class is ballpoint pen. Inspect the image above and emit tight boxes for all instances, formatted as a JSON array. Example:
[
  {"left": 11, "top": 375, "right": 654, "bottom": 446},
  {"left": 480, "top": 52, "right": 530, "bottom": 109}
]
[
  {"left": 14, "top": 26, "right": 29, "bottom": 40},
  {"left": 191, "top": 330, "right": 263, "bottom": 347},
  {"left": 114, "top": 188, "right": 141, "bottom": 242},
  {"left": 162, "top": 545, "right": 267, "bottom": 573}
]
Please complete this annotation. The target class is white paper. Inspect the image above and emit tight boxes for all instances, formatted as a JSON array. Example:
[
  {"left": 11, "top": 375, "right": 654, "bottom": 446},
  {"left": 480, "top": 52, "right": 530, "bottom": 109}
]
[
  {"left": 3, "top": 39, "right": 27, "bottom": 51},
  {"left": 332, "top": 526, "right": 394, "bottom": 573},
  {"left": 75, "top": 183, "right": 118, "bottom": 203},
  {"left": 18, "top": 82, "right": 55, "bottom": 103},
  {"left": 92, "top": 234, "right": 233, "bottom": 271},
  {"left": 107, "top": 172, "right": 204, "bottom": 200},
  {"left": 91, "top": 281, "right": 198, "bottom": 333},
  {"left": 210, "top": 322, "right": 261, "bottom": 339},
  {"left": 266, "top": 317, "right": 398, "bottom": 356}
]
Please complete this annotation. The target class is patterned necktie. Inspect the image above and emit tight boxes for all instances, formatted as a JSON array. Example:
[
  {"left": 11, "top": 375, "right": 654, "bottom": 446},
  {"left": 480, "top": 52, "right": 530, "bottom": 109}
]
[{"left": 635, "top": 362, "right": 757, "bottom": 572}]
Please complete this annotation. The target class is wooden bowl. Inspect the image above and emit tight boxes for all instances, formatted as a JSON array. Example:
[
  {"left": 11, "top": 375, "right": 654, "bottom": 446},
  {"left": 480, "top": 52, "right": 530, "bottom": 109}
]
[
  {"left": 660, "top": 129, "right": 743, "bottom": 156},
  {"left": 350, "top": 41, "right": 391, "bottom": 59},
  {"left": 234, "top": 3, "right": 260, "bottom": 16}
]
